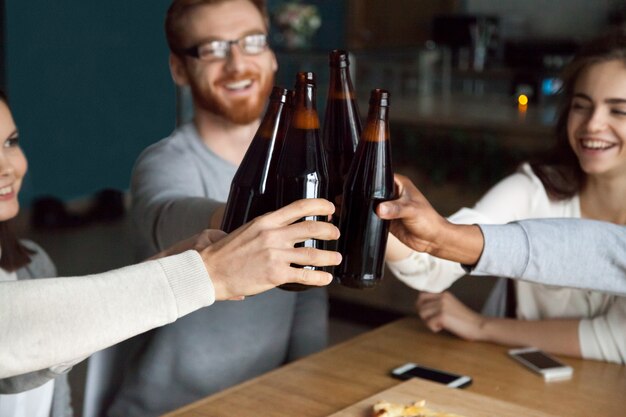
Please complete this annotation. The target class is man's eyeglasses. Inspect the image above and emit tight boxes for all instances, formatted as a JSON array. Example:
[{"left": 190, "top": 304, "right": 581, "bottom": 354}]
[{"left": 180, "top": 33, "right": 269, "bottom": 61}]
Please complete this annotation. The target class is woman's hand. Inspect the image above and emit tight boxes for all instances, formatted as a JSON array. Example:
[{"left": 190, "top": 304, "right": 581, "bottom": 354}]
[
  {"left": 199, "top": 198, "right": 341, "bottom": 301},
  {"left": 416, "top": 291, "right": 487, "bottom": 342}
]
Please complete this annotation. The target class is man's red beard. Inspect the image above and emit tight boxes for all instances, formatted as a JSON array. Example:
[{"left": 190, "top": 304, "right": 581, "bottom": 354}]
[{"left": 189, "top": 71, "right": 274, "bottom": 125}]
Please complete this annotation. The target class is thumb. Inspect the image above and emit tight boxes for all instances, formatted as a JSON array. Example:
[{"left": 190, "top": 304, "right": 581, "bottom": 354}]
[{"left": 377, "top": 201, "right": 400, "bottom": 219}]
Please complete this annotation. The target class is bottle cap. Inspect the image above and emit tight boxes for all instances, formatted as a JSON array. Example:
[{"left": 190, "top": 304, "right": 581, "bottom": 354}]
[
  {"left": 370, "top": 89, "right": 390, "bottom": 107},
  {"left": 296, "top": 71, "right": 316, "bottom": 85},
  {"left": 270, "top": 86, "right": 291, "bottom": 103},
  {"left": 329, "top": 49, "right": 350, "bottom": 68}
]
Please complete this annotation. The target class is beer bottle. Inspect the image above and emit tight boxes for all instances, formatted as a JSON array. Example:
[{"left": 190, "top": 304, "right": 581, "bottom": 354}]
[
  {"left": 322, "top": 50, "right": 362, "bottom": 230},
  {"left": 221, "top": 87, "right": 291, "bottom": 233},
  {"left": 276, "top": 71, "right": 329, "bottom": 291},
  {"left": 335, "top": 89, "right": 394, "bottom": 289}
]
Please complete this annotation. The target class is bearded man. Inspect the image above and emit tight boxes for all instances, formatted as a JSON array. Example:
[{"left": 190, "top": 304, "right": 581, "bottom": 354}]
[{"left": 106, "top": 1, "right": 329, "bottom": 415}]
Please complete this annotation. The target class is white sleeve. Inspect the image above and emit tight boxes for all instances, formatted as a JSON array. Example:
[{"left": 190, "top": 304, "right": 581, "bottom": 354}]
[
  {"left": 579, "top": 297, "right": 626, "bottom": 364},
  {"left": 387, "top": 165, "right": 543, "bottom": 292},
  {"left": 0, "top": 251, "right": 214, "bottom": 378}
]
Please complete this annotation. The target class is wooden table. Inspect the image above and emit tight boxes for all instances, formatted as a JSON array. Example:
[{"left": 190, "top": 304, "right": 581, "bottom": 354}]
[{"left": 165, "top": 317, "right": 625, "bottom": 417}]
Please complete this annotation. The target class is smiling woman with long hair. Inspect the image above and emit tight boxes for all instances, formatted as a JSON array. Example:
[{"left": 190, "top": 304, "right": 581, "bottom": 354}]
[
  {"left": 0, "top": 91, "right": 34, "bottom": 273},
  {"left": 386, "top": 27, "right": 626, "bottom": 365},
  {"left": 0, "top": 90, "right": 73, "bottom": 417}
]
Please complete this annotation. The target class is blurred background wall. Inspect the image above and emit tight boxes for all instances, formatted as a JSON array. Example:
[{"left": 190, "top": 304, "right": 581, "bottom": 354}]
[
  {"left": 5, "top": 1, "right": 175, "bottom": 206},
  {"left": 2, "top": 0, "right": 624, "bottom": 206}
]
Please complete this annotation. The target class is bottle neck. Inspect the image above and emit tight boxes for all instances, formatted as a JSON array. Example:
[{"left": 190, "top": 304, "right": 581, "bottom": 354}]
[
  {"left": 293, "top": 84, "right": 320, "bottom": 129},
  {"left": 296, "top": 84, "right": 316, "bottom": 110},
  {"left": 363, "top": 105, "right": 389, "bottom": 142},
  {"left": 258, "top": 99, "right": 286, "bottom": 138},
  {"left": 329, "top": 67, "right": 355, "bottom": 100}
]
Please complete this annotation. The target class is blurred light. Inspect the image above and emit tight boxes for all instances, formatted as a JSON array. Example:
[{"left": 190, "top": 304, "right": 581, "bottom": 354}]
[
  {"left": 541, "top": 78, "right": 563, "bottom": 96},
  {"left": 518, "top": 102, "right": 528, "bottom": 115},
  {"left": 518, "top": 94, "right": 529, "bottom": 106}
]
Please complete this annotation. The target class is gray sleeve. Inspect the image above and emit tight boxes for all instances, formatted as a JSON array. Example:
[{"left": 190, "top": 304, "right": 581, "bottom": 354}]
[
  {"left": 0, "top": 368, "right": 62, "bottom": 393},
  {"left": 474, "top": 219, "right": 626, "bottom": 295},
  {"left": 20, "top": 240, "right": 57, "bottom": 279},
  {"left": 286, "top": 288, "right": 329, "bottom": 361},
  {"left": 131, "top": 144, "right": 223, "bottom": 252}
]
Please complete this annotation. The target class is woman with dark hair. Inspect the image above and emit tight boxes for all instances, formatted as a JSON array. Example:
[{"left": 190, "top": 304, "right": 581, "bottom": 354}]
[
  {"left": 0, "top": 91, "right": 35, "bottom": 273},
  {"left": 386, "top": 27, "right": 626, "bottom": 364},
  {"left": 0, "top": 91, "right": 73, "bottom": 416}
]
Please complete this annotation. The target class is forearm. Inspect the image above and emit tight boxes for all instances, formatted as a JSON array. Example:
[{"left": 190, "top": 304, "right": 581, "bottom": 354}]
[
  {"left": 150, "top": 198, "right": 224, "bottom": 249},
  {"left": 0, "top": 251, "right": 213, "bottom": 378},
  {"left": 476, "top": 220, "right": 626, "bottom": 295},
  {"left": 428, "top": 222, "right": 484, "bottom": 266},
  {"left": 385, "top": 233, "right": 413, "bottom": 262},
  {"left": 479, "top": 317, "right": 581, "bottom": 358}
]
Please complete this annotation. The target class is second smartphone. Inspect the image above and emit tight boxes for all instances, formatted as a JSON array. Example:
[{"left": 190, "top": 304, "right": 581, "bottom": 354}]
[{"left": 391, "top": 363, "right": 472, "bottom": 388}]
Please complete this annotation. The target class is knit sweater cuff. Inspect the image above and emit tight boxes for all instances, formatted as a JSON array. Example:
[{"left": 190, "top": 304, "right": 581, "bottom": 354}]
[
  {"left": 157, "top": 250, "right": 215, "bottom": 318},
  {"left": 473, "top": 223, "right": 529, "bottom": 277}
]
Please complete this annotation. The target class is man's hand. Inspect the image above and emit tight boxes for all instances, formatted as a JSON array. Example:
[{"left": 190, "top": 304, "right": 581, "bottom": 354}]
[
  {"left": 377, "top": 174, "right": 449, "bottom": 254},
  {"left": 377, "top": 174, "right": 484, "bottom": 266},
  {"left": 199, "top": 199, "right": 341, "bottom": 300}
]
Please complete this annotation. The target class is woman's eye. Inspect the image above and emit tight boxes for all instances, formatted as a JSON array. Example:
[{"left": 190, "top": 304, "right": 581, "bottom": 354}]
[
  {"left": 4, "top": 137, "right": 19, "bottom": 147},
  {"left": 611, "top": 108, "right": 626, "bottom": 116}
]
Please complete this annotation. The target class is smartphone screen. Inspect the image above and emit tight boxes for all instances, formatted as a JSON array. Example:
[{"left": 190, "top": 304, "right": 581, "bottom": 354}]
[
  {"left": 391, "top": 363, "right": 472, "bottom": 388},
  {"left": 398, "top": 366, "right": 461, "bottom": 383},
  {"left": 514, "top": 350, "right": 564, "bottom": 369},
  {"left": 509, "top": 348, "right": 573, "bottom": 381}
]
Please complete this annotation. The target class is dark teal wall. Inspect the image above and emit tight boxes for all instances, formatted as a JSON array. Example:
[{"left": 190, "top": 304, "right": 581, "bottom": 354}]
[
  {"left": 7, "top": 1, "right": 345, "bottom": 206},
  {"left": 7, "top": 1, "right": 175, "bottom": 205}
]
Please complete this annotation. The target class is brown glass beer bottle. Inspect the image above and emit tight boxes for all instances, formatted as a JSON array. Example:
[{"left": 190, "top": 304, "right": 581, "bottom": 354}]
[
  {"left": 322, "top": 50, "right": 362, "bottom": 230},
  {"left": 221, "top": 87, "right": 291, "bottom": 233},
  {"left": 276, "top": 72, "right": 329, "bottom": 291},
  {"left": 335, "top": 89, "right": 394, "bottom": 289}
]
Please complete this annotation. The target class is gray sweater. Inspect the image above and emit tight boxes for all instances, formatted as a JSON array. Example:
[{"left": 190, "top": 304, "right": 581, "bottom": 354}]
[
  {"left": 0, "top": 241, "right": 72, "bottom": 417},
  {"left": 475, "top": 219, "right": 626, "bottom": 295},
  {"left": 109, "top": 123, "right": 328, "bottom": 416}
]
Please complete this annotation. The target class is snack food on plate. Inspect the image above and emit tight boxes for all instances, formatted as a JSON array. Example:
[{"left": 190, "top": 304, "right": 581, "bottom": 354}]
[{"left": 372, "top": 400, "right": 466, "bottom": 417}]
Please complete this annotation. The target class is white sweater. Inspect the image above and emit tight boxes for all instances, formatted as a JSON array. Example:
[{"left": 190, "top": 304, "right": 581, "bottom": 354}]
[
  {"left": 0, "top": 251, "right": 213, "bottom": 378},
  {"left": 388, "top": 163, "right": 626, "bottom": 364}
]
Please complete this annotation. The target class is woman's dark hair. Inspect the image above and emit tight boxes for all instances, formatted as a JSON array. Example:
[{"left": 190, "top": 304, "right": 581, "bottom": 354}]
[
  {"left": 530, "top": 26, "right": 626, "bottom": 199},
  {"left": 0, "top": 89, "right": 34, "bottom": 271}
]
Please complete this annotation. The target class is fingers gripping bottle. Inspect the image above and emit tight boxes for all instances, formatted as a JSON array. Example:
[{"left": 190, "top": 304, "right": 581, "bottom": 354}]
[{"left": 276, "top": 72, "right": 329, "bottom": 291}]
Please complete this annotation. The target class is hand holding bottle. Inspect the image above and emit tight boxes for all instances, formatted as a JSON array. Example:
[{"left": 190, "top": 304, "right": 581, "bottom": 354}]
[
  {"left": 335, "top": 89, "right": 394, "bottom": 288},
  {"left": 377, "top": 174, "right": 483, "bottom": 266},
  {"left": 202, "top": 198, "right": 341, "bottom": 300}
]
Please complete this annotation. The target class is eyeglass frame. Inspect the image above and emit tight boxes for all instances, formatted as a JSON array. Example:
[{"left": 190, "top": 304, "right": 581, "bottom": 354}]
[{"left": 177, "top": 33, "right": 270, "bottom": 61}]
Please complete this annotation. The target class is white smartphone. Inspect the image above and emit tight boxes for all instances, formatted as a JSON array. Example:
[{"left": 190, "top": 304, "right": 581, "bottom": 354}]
[
  {"left": 508, "top": 347, "right": 573, "bottom": 382},
  {"left": 390, "top": 362, "right": 472, "bottom": 388}
]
